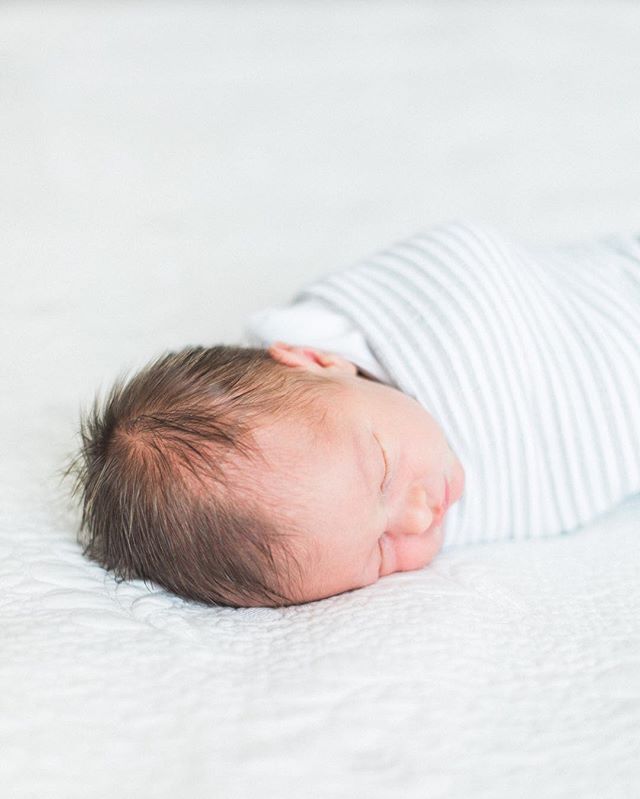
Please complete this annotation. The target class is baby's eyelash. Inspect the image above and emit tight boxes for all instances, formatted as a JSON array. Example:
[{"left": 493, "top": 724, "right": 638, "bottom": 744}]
[{"left": 375, "top": 434, "right": 388, "bottom": 491}]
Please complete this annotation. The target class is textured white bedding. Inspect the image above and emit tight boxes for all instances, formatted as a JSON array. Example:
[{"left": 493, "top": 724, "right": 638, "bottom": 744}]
[{"left": 2, "top": 2, "right": 640, "bottom": 798}]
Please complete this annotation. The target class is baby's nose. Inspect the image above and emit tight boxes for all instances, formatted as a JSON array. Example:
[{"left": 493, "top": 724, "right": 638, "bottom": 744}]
[{"left": 395, "top": 483, "right": 439, "bottom": 536}]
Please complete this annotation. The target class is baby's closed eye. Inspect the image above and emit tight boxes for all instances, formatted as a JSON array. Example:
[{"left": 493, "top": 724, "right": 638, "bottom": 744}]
[{"left": 374, "top": 433, "right": 389, "bottom": 491}]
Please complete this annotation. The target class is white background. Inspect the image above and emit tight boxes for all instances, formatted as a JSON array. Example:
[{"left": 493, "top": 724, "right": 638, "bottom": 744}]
[{"left": 1, "top": 3, "right": 639, "bottom": 798}]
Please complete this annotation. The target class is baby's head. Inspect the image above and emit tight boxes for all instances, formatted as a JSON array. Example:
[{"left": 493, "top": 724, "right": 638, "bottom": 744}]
[{"left": 67, "top": 341, "right": 464, "bottom": 607}]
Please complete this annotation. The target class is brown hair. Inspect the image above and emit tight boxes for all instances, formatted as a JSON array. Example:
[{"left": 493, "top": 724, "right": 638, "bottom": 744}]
[{"left": 63, "top": 344, "right": 337, "bottom": 608}]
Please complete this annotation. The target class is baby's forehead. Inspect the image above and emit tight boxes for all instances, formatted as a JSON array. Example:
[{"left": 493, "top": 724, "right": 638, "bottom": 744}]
[
  {"left": 294, "top": 401, "right": 349, "bottom": 446},
  {"left": 255, "top": 383, "right": 362, "bottom": 462},
  {"left": 255, "top": 412, "right": 361, "bottom": 490}
]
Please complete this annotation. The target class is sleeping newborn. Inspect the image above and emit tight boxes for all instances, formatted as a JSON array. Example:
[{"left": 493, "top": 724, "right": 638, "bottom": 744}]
[{"left": 67, "top": 221, "right": 640, "bottom": 607}]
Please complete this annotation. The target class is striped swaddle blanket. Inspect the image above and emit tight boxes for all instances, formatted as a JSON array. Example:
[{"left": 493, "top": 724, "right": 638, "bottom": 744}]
[{"left": 292, "top": 221, "right": 640, "bottom": 549}]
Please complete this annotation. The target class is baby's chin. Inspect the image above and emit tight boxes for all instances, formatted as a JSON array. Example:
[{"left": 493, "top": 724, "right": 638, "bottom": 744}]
[
  {"left": 378, "top": 525, "right": 445, "bottom": 582},
  {"left": 417, "top": 523, "right": 445, "bottom": 568}
]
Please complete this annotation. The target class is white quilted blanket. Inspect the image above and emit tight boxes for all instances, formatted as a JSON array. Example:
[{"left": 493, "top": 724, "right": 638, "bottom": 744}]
[{"left": 2, "top": 3, "right": 639, "bottom": 798}]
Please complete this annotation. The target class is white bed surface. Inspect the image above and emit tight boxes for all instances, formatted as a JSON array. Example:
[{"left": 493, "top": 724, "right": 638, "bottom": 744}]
[
  {"left": 3, "top": 493, "right": 640, "bottom": 798},
  {"left": 2, "top": 2, "right": 640, "bottom": 797}
]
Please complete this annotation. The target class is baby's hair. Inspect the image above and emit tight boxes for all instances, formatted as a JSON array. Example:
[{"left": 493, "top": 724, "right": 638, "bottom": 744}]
[{"left": 63, "top": 345, "right": 336, "bottom": 608}]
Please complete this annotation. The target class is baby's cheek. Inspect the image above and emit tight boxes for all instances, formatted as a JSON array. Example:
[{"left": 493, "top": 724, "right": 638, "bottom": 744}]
[
  {"left": 356, "top": 545, "right": 383, "bottom": 587},
  {"left": 378, "top": 533, "right": 397, "bottom": 578}
]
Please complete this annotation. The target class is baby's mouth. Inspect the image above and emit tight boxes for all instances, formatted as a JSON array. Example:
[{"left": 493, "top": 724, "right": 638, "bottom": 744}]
[{"left": 429, "top": 508, "right": 446, "bottom": 533}]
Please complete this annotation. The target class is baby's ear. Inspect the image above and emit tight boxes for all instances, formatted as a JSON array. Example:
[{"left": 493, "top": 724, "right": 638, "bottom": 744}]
[{"left": 267, "top": 341, "right": 357, "bottom": 375}]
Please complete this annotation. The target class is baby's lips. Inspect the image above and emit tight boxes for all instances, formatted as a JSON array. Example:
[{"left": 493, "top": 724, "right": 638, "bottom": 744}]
[{"left": 448, "top": 460, "right": 466, "bottom": 505}]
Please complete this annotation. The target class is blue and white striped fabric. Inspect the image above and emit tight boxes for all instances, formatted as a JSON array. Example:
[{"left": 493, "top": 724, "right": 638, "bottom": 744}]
[{"left": 280, "top": 221, "right": 640, "bottom": 549}]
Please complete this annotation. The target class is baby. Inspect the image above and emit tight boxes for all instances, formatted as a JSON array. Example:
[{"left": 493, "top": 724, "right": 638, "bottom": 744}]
[{"left": 67, "top": 221, "right": 640, "bottom": 607}]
